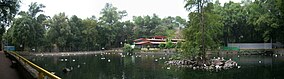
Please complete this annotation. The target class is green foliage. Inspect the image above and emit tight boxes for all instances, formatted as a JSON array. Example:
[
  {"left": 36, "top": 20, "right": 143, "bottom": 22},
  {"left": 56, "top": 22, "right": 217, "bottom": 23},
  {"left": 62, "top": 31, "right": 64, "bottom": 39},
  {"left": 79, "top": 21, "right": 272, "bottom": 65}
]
[
  {"left": 6, "top": 2, "right": 46, "bottom": 51},
  {"left": 158, "top": 43, "right": 166, "bottom": 49},
  {"left": 176, "top": 41, "right": 182, "bottom": 48},
  {"left": 123, "top": 43, "right": 133, "bottom": 53},
  {"left": 0, "top": 0, "right": 20, "bottom": 47},
  {"left": 4, "top": 1, "right": 284, "bottom": 53},
  {"left": 182, "top": 0, "right": 223, "bottom": 57},
  {"left": 46, "top": 13, "right": 69, "bottom": 51},
  {"left": 97, "top": 3, "right": 128, "bottom": 49},
  {"left": 182, "top": 0, "right": 284, "bottom": 57},
  {"left": 0, "top": 0, "right": 20, "bottom": 30},
  {"left": 165, "top": 39, "right": 174, "bottom": 49},
  {"left": 81, "top": 18, "right": 99, "bottom": 51}
]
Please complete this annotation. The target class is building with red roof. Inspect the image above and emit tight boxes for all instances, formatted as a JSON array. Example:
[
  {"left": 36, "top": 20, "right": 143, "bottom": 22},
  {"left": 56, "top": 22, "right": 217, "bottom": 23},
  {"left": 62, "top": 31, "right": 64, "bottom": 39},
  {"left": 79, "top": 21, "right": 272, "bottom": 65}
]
[{"left": 133, "top": 36, "right": 183, "bottom": 48}]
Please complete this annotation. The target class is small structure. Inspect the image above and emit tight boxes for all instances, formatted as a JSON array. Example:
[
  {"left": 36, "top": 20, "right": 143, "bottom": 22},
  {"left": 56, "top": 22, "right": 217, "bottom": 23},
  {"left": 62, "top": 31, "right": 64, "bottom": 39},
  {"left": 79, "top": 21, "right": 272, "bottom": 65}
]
[{"left": 133, "top": 36, "right": 183, "bottom": 48}]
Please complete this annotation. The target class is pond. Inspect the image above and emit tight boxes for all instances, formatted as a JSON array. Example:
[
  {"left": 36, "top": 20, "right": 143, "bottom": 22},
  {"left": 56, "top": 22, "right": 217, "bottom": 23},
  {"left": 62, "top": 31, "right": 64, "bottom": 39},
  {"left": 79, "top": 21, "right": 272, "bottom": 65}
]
[{"left": 25, "top": 53, "right": 284, "bottom": 79}]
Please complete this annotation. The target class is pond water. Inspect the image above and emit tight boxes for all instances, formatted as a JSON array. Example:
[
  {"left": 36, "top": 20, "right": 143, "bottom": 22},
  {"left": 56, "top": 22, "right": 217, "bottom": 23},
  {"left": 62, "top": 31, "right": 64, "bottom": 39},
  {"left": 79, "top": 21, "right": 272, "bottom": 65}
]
[{"left": 26, "top": 53, "right": 284, "bottom": 79}]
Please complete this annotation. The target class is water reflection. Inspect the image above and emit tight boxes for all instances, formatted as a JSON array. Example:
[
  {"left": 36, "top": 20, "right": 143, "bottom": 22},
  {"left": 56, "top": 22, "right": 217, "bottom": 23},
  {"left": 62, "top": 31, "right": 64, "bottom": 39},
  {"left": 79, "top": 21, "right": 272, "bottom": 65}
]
[{"left": 25, "top": 53, "right": 284, "bottom": 79}]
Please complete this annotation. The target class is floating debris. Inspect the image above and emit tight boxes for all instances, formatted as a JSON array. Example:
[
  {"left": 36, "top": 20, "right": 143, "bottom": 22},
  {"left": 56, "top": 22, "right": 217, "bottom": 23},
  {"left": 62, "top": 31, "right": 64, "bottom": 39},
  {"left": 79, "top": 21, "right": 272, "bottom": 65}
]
[
  {"left": 121, "top": 55, "right": 125, "bottom": 58},
  {"left": 101, "top": 57, "right": 106, "bottom": 60},
  {"left": 258, "top": 60, "right": 262, "bottom": 63},
  {"left": 63, "top": 67, "right": 72, "bottom": 73},
  {"left": 108, "top": 59, "right": 111, "bottom": 62},
  {"left": 166, "top": 67, "right": 170, "bottom": 70},
  {"left": 64, "top": 59, "right": 68, "bottom": 61},
  {"left": 72, "top": 59, "right": 76, "bottom": 62},
  {"left": 155, "top": 59, "right": 158, "bottom": 62},
  {"left": 237, "top": 66, "right": 241, "bottom": 69}
]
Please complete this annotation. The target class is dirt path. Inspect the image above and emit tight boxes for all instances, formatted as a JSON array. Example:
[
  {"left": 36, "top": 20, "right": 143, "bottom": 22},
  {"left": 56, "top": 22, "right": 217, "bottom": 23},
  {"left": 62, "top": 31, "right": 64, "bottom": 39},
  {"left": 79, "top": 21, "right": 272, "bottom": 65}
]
[{"left": 0, "top": 51, "right": 22, "bottom": 79}]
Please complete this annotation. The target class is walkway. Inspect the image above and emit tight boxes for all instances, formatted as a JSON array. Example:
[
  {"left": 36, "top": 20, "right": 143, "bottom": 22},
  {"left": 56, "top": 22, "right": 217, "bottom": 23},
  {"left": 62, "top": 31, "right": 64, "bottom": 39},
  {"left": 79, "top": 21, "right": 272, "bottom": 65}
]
[{"left": 0, "top": 51, "right": 22, "bottom": 79}]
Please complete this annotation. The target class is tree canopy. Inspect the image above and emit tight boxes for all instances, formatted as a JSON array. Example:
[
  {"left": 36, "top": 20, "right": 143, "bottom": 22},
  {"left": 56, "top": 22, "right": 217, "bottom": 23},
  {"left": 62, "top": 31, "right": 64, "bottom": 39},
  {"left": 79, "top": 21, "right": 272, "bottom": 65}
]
[
  {"left": 181, "top": 0, "right": 284, "bottom": 57},
  {"left": 3, "top": 1, "right": 284, "bottom": 54}
]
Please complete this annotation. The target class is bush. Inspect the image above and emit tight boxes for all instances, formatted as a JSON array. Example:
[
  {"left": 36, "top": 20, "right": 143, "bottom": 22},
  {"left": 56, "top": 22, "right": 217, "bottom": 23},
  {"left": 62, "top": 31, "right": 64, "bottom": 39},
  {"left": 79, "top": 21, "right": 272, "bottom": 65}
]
[
  {"left": 165, "top": 39, "right": 174, "bottom": 49},
  {"left": 123, "top": 43, "right": 133, "bottom": 53},
  {"left": 158, "top": 43, "right": 166, "bottom": 49}
]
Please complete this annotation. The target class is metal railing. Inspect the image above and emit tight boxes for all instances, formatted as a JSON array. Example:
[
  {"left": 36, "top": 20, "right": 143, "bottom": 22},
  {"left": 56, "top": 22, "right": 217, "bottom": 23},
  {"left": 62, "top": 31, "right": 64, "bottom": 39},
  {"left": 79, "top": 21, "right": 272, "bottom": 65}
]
[{"left": 7, "top": 51, "right": 61, "bottom": 79}]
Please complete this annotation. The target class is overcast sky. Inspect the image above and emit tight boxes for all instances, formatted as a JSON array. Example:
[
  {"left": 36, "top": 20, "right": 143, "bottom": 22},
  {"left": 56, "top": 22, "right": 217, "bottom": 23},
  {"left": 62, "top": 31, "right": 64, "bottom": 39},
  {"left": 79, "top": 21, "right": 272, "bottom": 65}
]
[{"left": 19, "top": 0, "right": 241, "bottom": 21}]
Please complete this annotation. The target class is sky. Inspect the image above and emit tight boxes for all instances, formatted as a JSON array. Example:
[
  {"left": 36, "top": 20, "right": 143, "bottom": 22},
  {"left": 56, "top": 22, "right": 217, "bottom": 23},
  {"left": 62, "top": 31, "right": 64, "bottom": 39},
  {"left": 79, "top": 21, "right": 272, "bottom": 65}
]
[{"left": 19, "top": 0, "right": 241, "bottom": 21}]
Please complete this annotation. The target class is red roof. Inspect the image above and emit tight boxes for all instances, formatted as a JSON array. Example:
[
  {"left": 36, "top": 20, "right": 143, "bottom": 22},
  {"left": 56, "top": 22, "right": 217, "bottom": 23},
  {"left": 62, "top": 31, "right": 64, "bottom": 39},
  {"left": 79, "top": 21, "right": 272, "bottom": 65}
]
[
  {"left": 135, "top": 41, "right": 151, "bottom": 45},
  {"left": 133, "top": 38, "right": 147, "bottom": 42}
]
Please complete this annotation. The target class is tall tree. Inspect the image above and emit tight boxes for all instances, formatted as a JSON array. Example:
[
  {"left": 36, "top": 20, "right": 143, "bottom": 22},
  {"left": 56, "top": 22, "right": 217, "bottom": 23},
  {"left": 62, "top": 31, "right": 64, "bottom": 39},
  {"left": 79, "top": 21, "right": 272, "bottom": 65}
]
[
  {"left": 98, "top": 3, "right": 127, "bottom": 49},
  {"left": 46, "top": 13, "right": 70, "bottom": 52},
  {"left": 133, "top": 14, "right": 161, "bottom": 38},
  {"left": 0, "top": 0, "right": 20, "bottom": 50},
  {"left": 81, "top": 18, "right": 98, "bottom": 51},
  {"left": 183, "top": 0, "right": 223, "bottom": 57},
  {"left": 7, "top": 2, "right": 47, "bottom": 51},
  {"left": 67, "top": 15, "right": 84, "bottom": 51}
]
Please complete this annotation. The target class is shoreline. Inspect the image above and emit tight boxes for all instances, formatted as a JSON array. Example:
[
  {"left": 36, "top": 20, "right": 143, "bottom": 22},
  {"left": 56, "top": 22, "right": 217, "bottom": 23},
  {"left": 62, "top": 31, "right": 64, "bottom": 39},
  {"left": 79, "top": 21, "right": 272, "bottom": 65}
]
[
  {"left": 18, "top": 50, "right": 176, "bottom": 57},
  {"left": 15, "top": 49, "right": 284, "bottom": 57}
]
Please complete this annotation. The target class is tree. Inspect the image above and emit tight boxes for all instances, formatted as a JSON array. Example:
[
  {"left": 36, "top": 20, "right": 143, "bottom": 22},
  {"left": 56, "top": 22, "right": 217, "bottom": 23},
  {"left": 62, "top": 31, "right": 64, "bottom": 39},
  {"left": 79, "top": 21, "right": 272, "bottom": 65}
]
[
  {"left": 0, "top": 0, "right": 20, "bottom": 33},
  {"left": 247, "top": 0, "right": 283, "bottom": 42},
  {"left": 154, "top": 16, "right": 187, "bottom": 38},
  {"left": 67, "top": 15, "right": 84, "bottom": 51},
  {"left": 97, "top": 3, "right": 127, "bottom": 49},
  {"left": 182, "top": 0, "right": 223, "bottom": 57},
  {"left": 133, "top": 14, "right": 161, "bottom": 38},
  {"left": 7, "top": 2, "right": 47, "bottom": 51},
  {"left": 82, "top": 18, "right": 98, "bottom": 51},
  {"left": 46, "top": 13, "right": 70, "bottom": 52},
  {"left": 0, "top": 0, "right": 20, "bottom": 50}
]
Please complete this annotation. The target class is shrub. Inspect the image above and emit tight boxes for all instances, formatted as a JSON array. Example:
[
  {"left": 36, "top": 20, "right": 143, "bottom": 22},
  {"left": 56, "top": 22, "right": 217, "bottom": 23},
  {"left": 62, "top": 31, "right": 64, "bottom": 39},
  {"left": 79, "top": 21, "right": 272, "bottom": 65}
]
[{"left": 123, "top": 43, "right": 133, "bottom": 53}]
